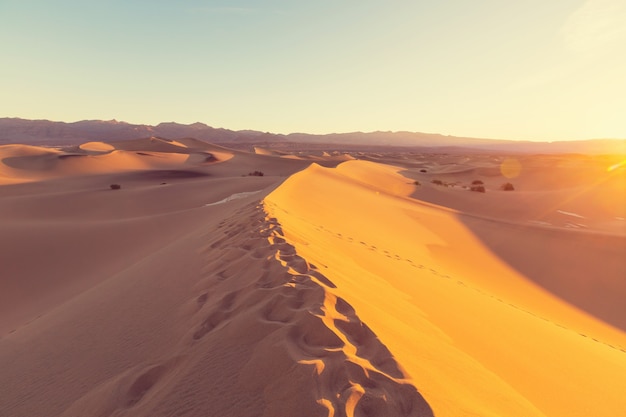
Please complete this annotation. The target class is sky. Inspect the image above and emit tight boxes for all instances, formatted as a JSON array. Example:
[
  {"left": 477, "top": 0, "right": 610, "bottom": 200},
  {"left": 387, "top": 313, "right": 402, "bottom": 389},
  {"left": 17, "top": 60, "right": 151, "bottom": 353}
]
[{"left": 1, "top": 0, "right": 625, "bottom": 141}]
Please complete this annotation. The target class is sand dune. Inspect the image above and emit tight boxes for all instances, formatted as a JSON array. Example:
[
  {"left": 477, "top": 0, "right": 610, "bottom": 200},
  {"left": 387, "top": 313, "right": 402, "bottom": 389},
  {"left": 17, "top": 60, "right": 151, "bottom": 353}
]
[
  {"left": 265, "top": 160, "right": 626, "bottom": 417},
  {"left": 1, "top": 143, "right": 624, "bottom": 417},
  {"left": 401, "top": 154, "right": 626, "bottom": 233},
  {"left": 0, "top": 159, "right": 431, "bottom": 416},
  {"left": 254, "top": 146, "right": 355, "bottom": 163},
  {"left": 78, "top": 141, "right": 116, "bottom": 153},
  {"left": 0, "top": 138, "right": 235, "bottom": 185},
  {"left": 254, "top": 146, "right": 290, "bottom": 157}
]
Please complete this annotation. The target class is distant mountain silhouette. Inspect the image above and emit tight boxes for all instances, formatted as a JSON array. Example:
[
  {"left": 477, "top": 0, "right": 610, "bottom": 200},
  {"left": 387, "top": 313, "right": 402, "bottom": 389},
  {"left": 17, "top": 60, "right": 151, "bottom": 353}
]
[
  {"left": 0, "top": 117, "right": 623, "bottom": 154},
  {"left": 0, "top": 118, "right": 279, "bottom": 145}
]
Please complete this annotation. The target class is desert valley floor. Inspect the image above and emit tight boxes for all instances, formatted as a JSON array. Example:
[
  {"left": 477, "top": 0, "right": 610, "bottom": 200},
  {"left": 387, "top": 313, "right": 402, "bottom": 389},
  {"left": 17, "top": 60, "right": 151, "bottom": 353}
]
[{"left": 1, "top": 138, "right": 625, "bottom": 417}]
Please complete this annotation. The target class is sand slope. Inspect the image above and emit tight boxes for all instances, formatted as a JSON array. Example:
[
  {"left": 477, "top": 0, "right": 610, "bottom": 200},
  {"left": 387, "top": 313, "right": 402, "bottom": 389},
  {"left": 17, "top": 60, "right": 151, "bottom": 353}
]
[
  {"left": 2, "top": 145, "right": 624, "bottom": 417},
  {"left": 265, "top": 160, "right": 626, "bottom": 417},
  {"left": 403, "top": 153, "right": 626, "bottom": 234},
  {"left": 0, "top": 142, "right": 434, "bottom": 416}
]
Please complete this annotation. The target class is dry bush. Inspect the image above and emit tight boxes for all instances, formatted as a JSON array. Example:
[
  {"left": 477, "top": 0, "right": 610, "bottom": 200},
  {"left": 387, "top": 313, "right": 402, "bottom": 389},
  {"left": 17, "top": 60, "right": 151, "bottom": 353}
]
[
  {"left": 470, "top": 185, "right": 486, "bottom": 193},
  {"left": 110, "top": 184, "right": 121, "bottom": 190},
  {"left": 501, "top": 182, "right": 515, "bottom": 191}
]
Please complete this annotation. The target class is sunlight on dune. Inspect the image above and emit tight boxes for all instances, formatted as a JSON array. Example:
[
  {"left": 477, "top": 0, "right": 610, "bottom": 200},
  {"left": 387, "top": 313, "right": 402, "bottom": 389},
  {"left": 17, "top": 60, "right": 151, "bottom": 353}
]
[
  {"left": 2, "top": 143, "right": 624, "bottom": 417},
  {"left": 607, "top": 159, "right": 625, "bottom": 172},
  {"left": 265, "top": 160, "right": 626, "bottom": 417}
]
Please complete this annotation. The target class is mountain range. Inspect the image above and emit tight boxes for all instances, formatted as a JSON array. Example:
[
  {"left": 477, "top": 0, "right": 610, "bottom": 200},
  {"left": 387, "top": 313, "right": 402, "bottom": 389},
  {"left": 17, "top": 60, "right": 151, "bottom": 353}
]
[{"left": 1, "top": 117, "right": 623, "bottom": 154}]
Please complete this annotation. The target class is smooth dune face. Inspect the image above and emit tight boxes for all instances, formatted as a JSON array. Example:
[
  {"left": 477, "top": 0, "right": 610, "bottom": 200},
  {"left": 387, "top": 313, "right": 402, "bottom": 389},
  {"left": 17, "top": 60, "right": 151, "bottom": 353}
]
[
  {"left": 0, "top": 145, "right": 63, "bottom": 183},
  {"left": 254, "top": 146, "right": 356, "bottom": 163},
  {"left": 265, "top": 159, "right": 626, "bottom": 417},
  {"left": 253, "top": 146, "right": 281, "bottom": 156},
  {"left": 1, "top": 144, "right": 624, "bottom": 417},
  {"left": 0, "top": 138, "right": 233, "bottom": 185}
]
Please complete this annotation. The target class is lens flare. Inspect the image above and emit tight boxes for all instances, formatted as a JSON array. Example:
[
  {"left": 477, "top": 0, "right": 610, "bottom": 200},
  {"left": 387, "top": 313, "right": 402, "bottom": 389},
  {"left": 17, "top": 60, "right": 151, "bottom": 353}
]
[{"left": 500, "top": 158, "right": 522, "bottom": 179}]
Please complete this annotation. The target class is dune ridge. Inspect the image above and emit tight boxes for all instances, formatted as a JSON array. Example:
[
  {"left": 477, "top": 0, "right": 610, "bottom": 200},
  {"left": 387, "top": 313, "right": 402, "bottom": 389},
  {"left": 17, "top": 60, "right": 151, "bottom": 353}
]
[
  {"left": 98, "top": 202, "right": 428, "bottom": 416},
  {"left": 2, "top": 141, "right": 624, "bottom": 417},
  {"left": 190, "top": 203, "right": 433, "bottom": 417},
  {"left": 0, "top": 190, "right": 433, "bottom": 416},
  {"left": 265, "top": 160, "right": 626, "bottom": 417}
]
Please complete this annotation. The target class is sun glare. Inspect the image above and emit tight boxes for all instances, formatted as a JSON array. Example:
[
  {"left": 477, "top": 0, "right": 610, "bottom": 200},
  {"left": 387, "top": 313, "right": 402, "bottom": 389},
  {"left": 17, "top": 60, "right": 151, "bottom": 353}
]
[
  {"left": 500, "top": 158, "right": 522, "bottom": 179},
  {"left": 607, "top": 159, "right": 626, "bottom": 172}
]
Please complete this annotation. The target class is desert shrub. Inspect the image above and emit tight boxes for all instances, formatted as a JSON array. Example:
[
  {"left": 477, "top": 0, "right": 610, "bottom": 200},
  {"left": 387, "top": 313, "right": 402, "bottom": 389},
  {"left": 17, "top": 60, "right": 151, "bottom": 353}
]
[
  {"left": 501, "top": 182, "right": 515, "bottom": 191},
  {"left": 470, "top": 185, "right": 486, "bottom": 193},
  {"left": 414, "top": 180, "right": 421, "bottom": 186},
  {"left": 431, "top": 179, "right": 443, "bottom": 185},
  {"left": 110, "top": 184, "right": 121, "bottom": 190},
  {"left": 248, "top": 171, "right": 264, "bottom": 176},
  {"left": 471, "top": 179, "right": 484, "bottom": 185},
  {"left": 420, "top": 169, "right": 427, "bottom": 173}
]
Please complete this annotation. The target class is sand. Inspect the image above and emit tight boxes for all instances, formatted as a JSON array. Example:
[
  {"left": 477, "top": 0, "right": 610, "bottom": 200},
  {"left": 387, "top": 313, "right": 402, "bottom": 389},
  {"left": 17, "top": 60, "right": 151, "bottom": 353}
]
[
  {"left": 1, "top": 141, "right": 624, "bottom": 417},
  {"left": 265, "top": 158, "right": 626, "bottom": 416}
]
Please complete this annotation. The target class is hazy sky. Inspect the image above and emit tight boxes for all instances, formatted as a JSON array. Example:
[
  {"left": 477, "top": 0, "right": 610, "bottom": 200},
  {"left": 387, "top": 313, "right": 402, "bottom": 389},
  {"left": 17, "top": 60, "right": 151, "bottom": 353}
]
[{"left": 1, "top": 0, "right": 625, "bottom": 141}]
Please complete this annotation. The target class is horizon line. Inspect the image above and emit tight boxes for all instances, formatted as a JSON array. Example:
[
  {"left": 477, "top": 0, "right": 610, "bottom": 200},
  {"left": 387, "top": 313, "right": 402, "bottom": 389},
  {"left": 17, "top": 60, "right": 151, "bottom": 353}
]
[{"left": 2, "top": 116, "right": 625, "bottom": 143}]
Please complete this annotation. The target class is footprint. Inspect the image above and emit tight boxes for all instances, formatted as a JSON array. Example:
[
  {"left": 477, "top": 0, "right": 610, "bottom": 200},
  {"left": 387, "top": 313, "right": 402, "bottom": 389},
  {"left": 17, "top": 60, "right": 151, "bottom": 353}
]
[
  {"left": 219, "top": 291, "right": 238, "bottom": 311},
  {"left": 216, "top": 270, "right": 230, "bottom": 281},
  {"left": 286, "top": 256, "right": 310, "bottom": 274},
  {"left": 335, "top": 319, "right": 403, "bottom": 379},
  {"left": 334, "top": 297, "right": 356, "bottom": 317},
  {"left": 308, "top": 270, "right": 337, "bottom": 289},
  {"left": 125, "top": 365, "right": 166, "bottom": 407},
  {"left": 260, "top": 295, "right": 295, "bottom": 324},
  {"left": 196, "top": 292, "right": 209, "bottom": 307},
  {"left": 251, "top": 248, "right": 271, "bottom": 259},
  {"left": 193, "top": 311, "right": 229, "bottom": 340},
  {"left": 288, "top": 313, "right": 344, "bottom": 356},
  {"left": 272, "top": 236, "right": 287, "bottom": 245}
]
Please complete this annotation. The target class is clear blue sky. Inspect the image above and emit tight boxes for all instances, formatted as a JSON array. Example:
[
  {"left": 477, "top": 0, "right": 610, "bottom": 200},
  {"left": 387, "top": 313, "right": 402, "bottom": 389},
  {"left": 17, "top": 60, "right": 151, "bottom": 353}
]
[{"left": 1, "top": 0, "right": 625, "bottom": 141}]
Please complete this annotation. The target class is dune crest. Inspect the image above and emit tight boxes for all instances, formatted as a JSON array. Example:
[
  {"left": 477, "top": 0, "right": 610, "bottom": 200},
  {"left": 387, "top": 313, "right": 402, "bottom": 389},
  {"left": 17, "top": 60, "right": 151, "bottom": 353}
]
[
  {"left": 0, "top": 140, "right": 230, "bottom": 184},
  {"left": 2, "top": 143, "right": 624, "bottom": 417},
  {"left": 0, "top": 148, "right": 432, "bottom": 417},
  {"left": 78, "top": 141, "right": 115, "bottom": 153},
  {"left": 26, "top": 203, "right": 432, "bottom": 417},
  {"left": 265, "top": 160, "right": 626, "bottom": 417}
]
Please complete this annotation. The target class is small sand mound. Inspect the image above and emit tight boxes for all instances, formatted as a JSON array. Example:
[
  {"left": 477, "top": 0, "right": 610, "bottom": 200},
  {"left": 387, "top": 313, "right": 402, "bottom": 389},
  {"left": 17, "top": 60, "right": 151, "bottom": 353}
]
[
  {"left": 79, "top": 142, "right": 115, "bottom": 153},
  {"left": 158, "top": 138, "right": 188, "bottom": 148},
  {"left": 110, "top": 137, "right": 190, "bottom": 154},
  {"left": 254, "top": 147, "right": 283, "bottom": 156}
]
